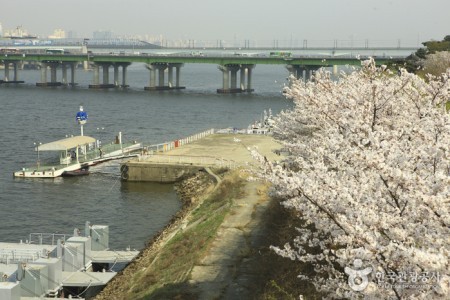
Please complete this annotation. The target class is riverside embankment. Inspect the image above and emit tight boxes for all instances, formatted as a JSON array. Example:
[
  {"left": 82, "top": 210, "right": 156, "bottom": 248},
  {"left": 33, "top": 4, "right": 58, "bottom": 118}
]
[
  {"left": 94, "top": 133, "right": 308, "bottom": 299},
  {"left": 121, "top": 133, "right": 284, "bottom": 183}
]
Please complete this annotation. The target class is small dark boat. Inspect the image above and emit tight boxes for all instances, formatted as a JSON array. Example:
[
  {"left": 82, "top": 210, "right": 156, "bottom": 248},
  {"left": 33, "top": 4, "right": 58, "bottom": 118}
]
[{"left": 62, "top": 167, "right": 90, "bottom": 177}]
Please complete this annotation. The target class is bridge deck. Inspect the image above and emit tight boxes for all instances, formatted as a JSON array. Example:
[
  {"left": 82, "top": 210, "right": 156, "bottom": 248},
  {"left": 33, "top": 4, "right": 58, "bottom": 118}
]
[{"left": 1, "top": 53, "right": 403, "bottom": 66}]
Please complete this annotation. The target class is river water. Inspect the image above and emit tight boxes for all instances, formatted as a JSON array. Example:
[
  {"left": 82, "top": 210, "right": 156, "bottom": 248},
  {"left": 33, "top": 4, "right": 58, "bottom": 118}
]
[{"left": 0, "top": 63, "right": 293, "bottom": 250}]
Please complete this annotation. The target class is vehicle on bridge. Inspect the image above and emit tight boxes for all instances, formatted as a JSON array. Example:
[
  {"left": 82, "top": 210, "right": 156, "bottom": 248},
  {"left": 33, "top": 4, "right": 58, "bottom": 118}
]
[
  {"left": 269, "top": 51, "right": 292, "bottom": 58},
  {"left": 0, "top": 48, "right": 21, "bottom": 54},
  {"left": 45, "top": 48, "right": 67, "bottom": 54}
]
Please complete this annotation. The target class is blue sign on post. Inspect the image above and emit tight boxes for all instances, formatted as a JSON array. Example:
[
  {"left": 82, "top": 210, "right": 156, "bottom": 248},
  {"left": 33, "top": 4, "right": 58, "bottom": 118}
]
[{"left": 76, "top": 106, "right": 88, "bottom": 125}]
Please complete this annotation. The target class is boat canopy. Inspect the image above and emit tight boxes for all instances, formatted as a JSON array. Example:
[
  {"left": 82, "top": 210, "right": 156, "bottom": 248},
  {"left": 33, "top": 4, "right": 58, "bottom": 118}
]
[{"left": 38, "top": 136, "right": 96, "bottom": 151}]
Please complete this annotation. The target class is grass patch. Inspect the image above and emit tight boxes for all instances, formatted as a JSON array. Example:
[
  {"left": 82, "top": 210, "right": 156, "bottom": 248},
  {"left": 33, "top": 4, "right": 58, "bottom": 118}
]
[
  {"left": 122, "top": 170, "right": 246, "bottom": 300},
  {"left": 190, "top": 174, "right": 245, "bottom": 223}
]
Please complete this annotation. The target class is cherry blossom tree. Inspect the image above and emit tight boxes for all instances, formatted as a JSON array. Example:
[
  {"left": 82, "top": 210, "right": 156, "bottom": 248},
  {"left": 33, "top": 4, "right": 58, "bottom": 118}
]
[
  {"left": 423, "top": 51, "right": 450, "bottom": 77},
  {"left": 258, "top": 59, "right": 449, "bottom": 299}
]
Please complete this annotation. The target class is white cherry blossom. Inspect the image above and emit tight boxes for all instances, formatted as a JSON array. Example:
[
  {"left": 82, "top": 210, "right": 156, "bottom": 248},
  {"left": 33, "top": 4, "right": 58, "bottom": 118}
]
[{"left": 263, "top": 59, "right": 449, "bottom": 299}]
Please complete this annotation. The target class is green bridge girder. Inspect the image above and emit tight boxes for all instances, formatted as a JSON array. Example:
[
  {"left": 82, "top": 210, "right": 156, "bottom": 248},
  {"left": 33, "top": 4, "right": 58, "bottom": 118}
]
[
  {"left": 1, "top": 53, "right": 401, "bottom": 66},
  {"left": 1, "top": 52, "right": 404, "bottom": 92}
]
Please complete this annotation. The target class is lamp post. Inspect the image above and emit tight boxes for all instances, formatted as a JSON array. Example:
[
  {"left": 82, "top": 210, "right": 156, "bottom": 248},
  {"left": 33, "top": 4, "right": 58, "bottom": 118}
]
[{"left": 34, "top": 142, "right": 41, "bottom": 169}]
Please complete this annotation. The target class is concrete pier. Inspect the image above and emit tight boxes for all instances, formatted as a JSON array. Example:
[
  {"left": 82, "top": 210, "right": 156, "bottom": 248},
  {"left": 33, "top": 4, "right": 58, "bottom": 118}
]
[
  {"left": 61, "top": 62, "right": 77, "bottom": 86},
  {"left": 286, "top": 64, "right": 320, "bottom": 82},
  {"left": 89, "top": 63, "right": 114, "bottom": 89},
  {"left": 36, "top": 62, "right": 62, "bottom": 87},
  {"left": 111, "top": 63, "right": 131, "bottom": 87},
  {"left": 121, "top": 133, "right": 282, "bottom": 182},
  {"left": 36, "top": 62, "right": 78, "bottom": 87},
  {"left": 240, "top": 64, "right": 255, "bottom": 92},
  {"left": 0, "top": 61, "right": 24, "bottom": 84},
  {"left": 89, "top": 62, "right": 130, "bottom": 89},
  {"left": 217, "top": 64, "right": 255, "bottom": 93},
  {"left": 144, "top": 63, "right": 185, "bottom": 91}
]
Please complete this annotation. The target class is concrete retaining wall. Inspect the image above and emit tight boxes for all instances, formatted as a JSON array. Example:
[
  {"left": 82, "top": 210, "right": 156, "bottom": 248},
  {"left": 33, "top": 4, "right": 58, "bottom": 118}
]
[{"left": 121, "top": 162, "right": 203, "bottom": 183}]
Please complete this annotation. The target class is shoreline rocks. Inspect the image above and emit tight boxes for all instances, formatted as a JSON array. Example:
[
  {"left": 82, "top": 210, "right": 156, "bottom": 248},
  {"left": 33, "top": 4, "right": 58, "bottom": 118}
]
[{"left": 94, "top": 170, "right": 216, "bottom": 299}]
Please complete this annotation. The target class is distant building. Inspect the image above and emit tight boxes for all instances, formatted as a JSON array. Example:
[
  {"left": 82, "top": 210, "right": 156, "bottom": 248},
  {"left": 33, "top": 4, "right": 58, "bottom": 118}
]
[
  {"left": 49, "top": 29, "right": 66, "bottom": 39},
  {"left": 3, "top": 25, "right": 37, "bottom": 39},
  {"left": 67, "top": 30, "right": 78, "bottom": 39},
  {"left": 0, "top": 22, "right": 3, "bottom": 37},
  {"left": 93, "top": 30, "right": 113, "bottom": 39}
]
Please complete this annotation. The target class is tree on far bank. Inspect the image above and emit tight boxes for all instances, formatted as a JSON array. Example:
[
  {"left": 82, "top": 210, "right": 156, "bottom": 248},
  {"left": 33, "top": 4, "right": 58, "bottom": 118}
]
[
  {"left": 402, "top": 35, "right": 450, "bottom": 73},
  {"left": 258, "top": 59, "right": 449, "bottom": 299},
  {"left": 423, "top": 37, "right": 450, "bottom": 53},
  {"left": 423, "top": 51, "right": 450, "bottom": 77}
]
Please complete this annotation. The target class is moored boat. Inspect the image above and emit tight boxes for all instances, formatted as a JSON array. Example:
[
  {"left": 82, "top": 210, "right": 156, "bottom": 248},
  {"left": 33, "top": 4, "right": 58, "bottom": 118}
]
[
  {"left": 13, "top": 106, "right": 142, "bottom": 178},
  {"left": 62, "top": 166, "right": 90, "bottom": 177}
]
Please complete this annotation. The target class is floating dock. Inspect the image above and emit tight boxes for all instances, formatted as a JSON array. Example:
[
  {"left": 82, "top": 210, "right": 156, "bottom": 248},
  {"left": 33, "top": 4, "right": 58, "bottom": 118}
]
[{"left": 13, "top": 134, "right": 141, "bottom": 178}]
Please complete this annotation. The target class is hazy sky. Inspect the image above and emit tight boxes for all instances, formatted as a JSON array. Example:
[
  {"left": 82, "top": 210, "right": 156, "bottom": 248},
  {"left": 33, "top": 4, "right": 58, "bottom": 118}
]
[{"left": 1, "top": 0, "right": 449, "bottom": 45}]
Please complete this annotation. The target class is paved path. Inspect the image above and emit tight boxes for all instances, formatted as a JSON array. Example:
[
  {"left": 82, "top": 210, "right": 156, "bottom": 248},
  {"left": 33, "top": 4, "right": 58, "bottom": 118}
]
[
  {"left": 189, "top": 180, "right": 271, "bottom": 299},
  {"left": 141, "top": 133, "right": 284, "bottom": 169}
]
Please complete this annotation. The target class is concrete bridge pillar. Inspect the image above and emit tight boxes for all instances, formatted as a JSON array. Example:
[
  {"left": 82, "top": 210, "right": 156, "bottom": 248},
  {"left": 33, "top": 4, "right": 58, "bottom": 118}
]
[
  {"left": 4, "top": 62, "right": 10, "bottom": 81},
  {"left": 89, "top": 63, "right": 115, "bottom": 89},
  {"left": 247, "top": 66, "right": 253, "bottom": 91},
  {"left": 286, "top": 64, "right": 303, "bottom": 80},
  {"left": 114, "top": 65, "right": 119, "bottom": 86},
  {"left": 122, "top": 64, "right": 129, "bottom": 88},
  {"left": 60, "top": 63, "right": 77, "bottom": 86},
  {"left": 217, "top": 64, "right": 241, "bottom": 93},
  {"left": 146, "top": 64, "right": 157, "bottom": 88},
  {"left": 62, "top": 64, "right": 68, "bottom": 85},
  {"left": 219, "top": 65, "right": 230, "bottom": 90},
  {"left": 175, "top": 64, "right": 182, "bottom": 87},
  {"left": 218, "top": 64, "right": 254, "bottom": 93},
  {"left": 145, "top": 63, "right": 185, "bottom": 91},
  {"left": 304, "top": 66, "right": 320, "bottom": 82},
  {"left": 240, "top": 64, "right": 255, "bottom": 92},
  {"left": 40, "top": 63, "right": 47, "bottom": 84},
  {"left": 230, "top": 67, "right": 239, "bottom": 89},
  {"left": 102, "top": 65, "right": 109, "bottom": 85},
  {"left": 110, "top": 63, "right": 130, "bottom": 88},
  {"left": 93, "top": 64, "right": 100, "bottom": 85},
  {"left": 70, "top": 63, "right": 77, "bottom": 86},
  {"left": 286, "top": 65, "right": 321, "bottom": 82},
  {"left": 50, "top": 64, "right": 58, "bottom": 83},
  {"left": 158, "top": 65, "right": 166, "bottom": 87},
  {"left": 36, "top": 62, "right": 61, "bottom": 86},
  {"left": 168, "top": 66, "right": 173, "bottom": 88},
  {"left": 1, "top": 61, "right": 24, "bottom": 84},
  {"left": 240, "top": 68, "right": 246, "bottom": 90},
  {"left": 13, "top": 62, "right": 19, "bottom": 82}
]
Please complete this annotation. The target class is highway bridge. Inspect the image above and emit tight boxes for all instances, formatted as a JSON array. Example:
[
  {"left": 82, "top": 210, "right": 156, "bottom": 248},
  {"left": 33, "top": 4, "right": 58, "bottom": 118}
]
[{"left": 0, "top": 51, "right": 407, "bottom": 93}]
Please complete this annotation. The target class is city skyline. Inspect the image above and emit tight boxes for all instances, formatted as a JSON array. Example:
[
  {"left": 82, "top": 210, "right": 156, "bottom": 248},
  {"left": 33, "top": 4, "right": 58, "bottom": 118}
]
[{"left": 0, "top": 0, "right": 449, "bottom": 46}]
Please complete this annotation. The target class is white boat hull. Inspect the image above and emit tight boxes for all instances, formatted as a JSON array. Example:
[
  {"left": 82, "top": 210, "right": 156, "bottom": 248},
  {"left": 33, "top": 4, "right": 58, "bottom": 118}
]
[
  {"left": 13, "top": 143, "right": 141, "bottom": 178},
  {"left": 13, "top": 163, "right": 85, "bottom": 178}
]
